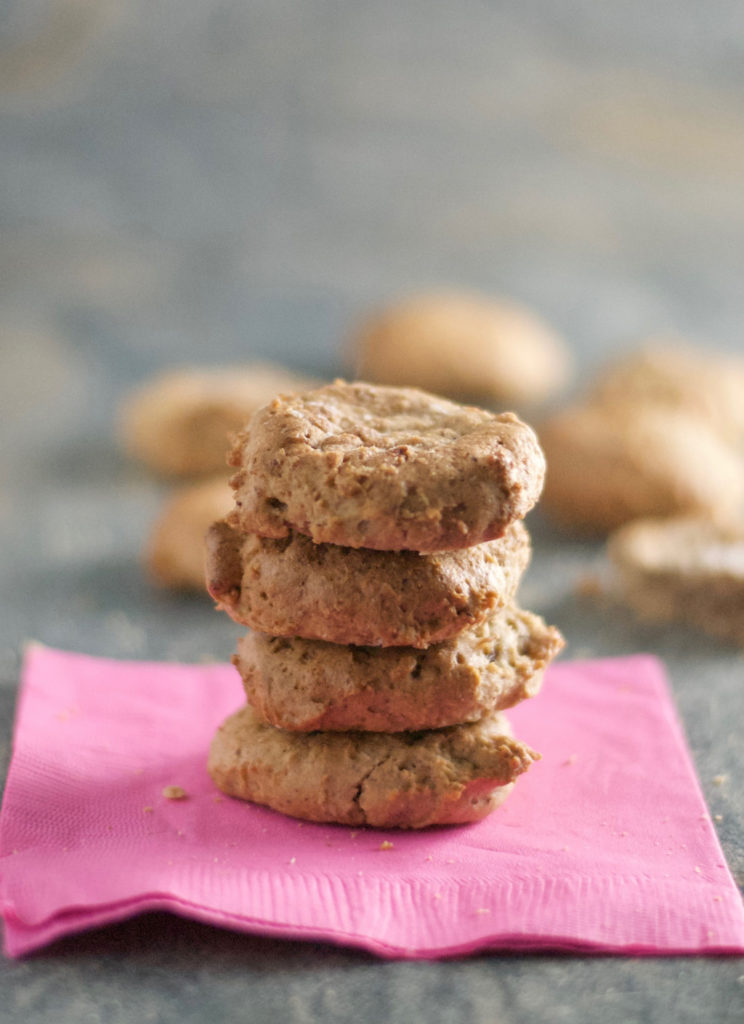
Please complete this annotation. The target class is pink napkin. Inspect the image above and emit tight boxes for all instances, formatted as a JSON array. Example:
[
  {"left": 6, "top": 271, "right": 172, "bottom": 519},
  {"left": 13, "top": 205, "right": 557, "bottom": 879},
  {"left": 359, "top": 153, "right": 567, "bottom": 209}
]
[{"left": 1, "top": 644, "right": 743, "bottom": 959}]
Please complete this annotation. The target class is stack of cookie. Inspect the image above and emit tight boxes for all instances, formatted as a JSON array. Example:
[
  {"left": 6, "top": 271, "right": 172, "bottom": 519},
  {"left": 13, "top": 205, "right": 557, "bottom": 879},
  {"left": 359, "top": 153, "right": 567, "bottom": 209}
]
[{"left": 205, "top": 381, "right": 563, "bottom": 829}]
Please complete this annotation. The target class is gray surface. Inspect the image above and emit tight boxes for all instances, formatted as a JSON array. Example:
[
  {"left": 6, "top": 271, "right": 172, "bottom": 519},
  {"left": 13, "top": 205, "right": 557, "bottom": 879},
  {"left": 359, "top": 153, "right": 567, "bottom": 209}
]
[{"left": 1, "top": 2, "right": 743, "bottom": 1021}]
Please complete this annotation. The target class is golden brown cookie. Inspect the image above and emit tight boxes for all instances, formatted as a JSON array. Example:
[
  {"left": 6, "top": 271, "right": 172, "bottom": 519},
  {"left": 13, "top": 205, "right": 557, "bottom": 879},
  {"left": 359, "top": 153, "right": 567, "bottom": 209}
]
[
  {"left": 608, "top": 515, "right": 744, "bottom": 646},
  {"left": 119, "top": 362, "right": 319, "bottom": 477},
  {"left": 234, "top": 607, "right": 563, "bottom": 732},
  {"left": 227, "top": 380, "right": 545, "bottom": 552},
  {"left": 206, "top": 519, "right": 531, "bottom": 648},
  {"left": 592, "top": 341, "right": 744, "bottom": 445},
  {"left": 539, "top": 403, "right": 744, "bottom": 534},
  {"left": 208, "top": 704, "right": 537, "bottom": 828},
  {"left": 146, "top": 477, "right": 233, "bottom": 590},
  {"left": 350, "top": 291, "right": 570, "bottom": 406}
]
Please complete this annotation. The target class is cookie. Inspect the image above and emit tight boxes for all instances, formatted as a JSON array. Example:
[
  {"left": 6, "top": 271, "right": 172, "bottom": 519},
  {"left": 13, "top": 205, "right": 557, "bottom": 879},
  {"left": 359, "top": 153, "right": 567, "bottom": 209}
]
[
  {"left": 350, "top": 291, "right": 570, "bottom": 406},
  {"left": 234, "top": 606, "right": 564, "bottom": 732},
  {"left": 227, "top": 380, "right": 545, "bottom": 552},
  {"left": 146, "top": 476, "right": 232, "bottom": 590},
  {"left": 592, "top": 341, "right": 744, "bottom": 445},
  {"left": 205, "top": 519, "right": 531, "bottom": 648},
  {"left": 208, "top": 704, "right": 537, "bottom": 828},
  {"left": 119, "top": 362, "right": 319, "bottom": 477},
  {"left": 539, "top": 403, "right": 744, "bottom": 534},
  {"left": 608, "top": 515, "right": 744, "bottom": 646}
]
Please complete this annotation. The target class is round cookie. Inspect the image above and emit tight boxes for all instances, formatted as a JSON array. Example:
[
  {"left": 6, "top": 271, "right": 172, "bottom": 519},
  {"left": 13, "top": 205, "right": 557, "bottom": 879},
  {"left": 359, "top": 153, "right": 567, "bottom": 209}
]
[
  {"left": 350, "top": 291, "right": 570, "bottom": 407},
  {"left": 608, "top": 515, "right": 744, "bottom": 646},
  {"left": 208, "top": 705, "right": 537, "bottom": 828},
  {"left": 146, "top": 476, "right": 233, "bottom": 591},
  {"left": 119, "top": 362, "right": 319, "bottom": 477},
  {"left": 206, "top": 519, "right": 531, "bottom": 648},
  {"left": 539, "top": 402, "right": 744, "bottom": 534},
  {"left": 234, "top": 606, "right": 564, "bottom": 732},
  {"left": 227, "top": 380, "right": 545, "bottom": 552},
  {"left": 592, "top": 341, "right": 744, "bottom": 446}
]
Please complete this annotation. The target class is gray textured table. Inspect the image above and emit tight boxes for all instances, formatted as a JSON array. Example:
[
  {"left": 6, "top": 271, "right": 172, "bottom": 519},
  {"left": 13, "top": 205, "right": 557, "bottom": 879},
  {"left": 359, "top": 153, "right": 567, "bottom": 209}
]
[{"left": 1, "top": 3, "right": 743, "bottom": 1021}]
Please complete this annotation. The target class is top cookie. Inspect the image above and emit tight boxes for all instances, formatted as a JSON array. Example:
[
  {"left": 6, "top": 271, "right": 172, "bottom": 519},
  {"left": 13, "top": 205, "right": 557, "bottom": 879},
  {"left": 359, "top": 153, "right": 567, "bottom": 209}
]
[{"left": 227, "top": 381, "right": 545, "bottom": 552}]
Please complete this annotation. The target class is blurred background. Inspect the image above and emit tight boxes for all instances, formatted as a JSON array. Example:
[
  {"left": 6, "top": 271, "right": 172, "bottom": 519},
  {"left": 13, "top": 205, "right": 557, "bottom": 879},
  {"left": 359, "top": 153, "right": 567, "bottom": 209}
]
[{"left": 2, "top": 0, "right": 744, "bottom": 666}]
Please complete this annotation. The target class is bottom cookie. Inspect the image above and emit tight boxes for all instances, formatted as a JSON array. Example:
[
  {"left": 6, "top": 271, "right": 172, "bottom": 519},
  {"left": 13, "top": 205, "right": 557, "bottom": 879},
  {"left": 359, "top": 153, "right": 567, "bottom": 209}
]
[{"left": 208, "top": 706, "right": 538, "bottom": 829}]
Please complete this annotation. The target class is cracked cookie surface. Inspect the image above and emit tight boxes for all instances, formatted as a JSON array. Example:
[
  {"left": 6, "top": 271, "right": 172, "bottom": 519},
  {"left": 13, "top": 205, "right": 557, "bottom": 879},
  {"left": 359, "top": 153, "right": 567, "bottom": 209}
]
[
  {"left": 208, "top": 705, "right": 537, "bottom": 828},
  {"left": 227, "top": 380, "right": 545, "bottom": 552},
  {"left": 234, "top": 606, "right": 563, "bottom": 732},
  {"left": 206, "top": 519, "right": 531, "bottom": 647}
]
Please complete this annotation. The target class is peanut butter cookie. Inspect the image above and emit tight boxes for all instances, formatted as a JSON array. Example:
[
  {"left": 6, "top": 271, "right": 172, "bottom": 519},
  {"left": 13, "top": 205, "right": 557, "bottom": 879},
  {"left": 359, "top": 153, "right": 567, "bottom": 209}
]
[
  {"left": 146, "top": 476, "right": 232, "bottom": 590},
  {"left": 608, "top": 515, "right": 744, "bottom": 646},
  {"left": 206, "top": 519, "right": 531, "bottom": 648},
  {"left": 119, "top": 362, "right": 319, "bottom": 477},
  {"left": 208, "top": 704, "right": 537, "bottom": 828},
  {"left": 351, "top": 291, "right": 570, "bottom": 406},
  {"left": 227, "top": 381, "right": 545, "bottom": 552},
  {"left": 539, "top": 403, "right": 744, "bottom": 534},
  {"left": 234, "top": 606, "right": 563, "bottom": 732},
  {"left": 592, "top": 341, "right": 744, "bottom": 445}
]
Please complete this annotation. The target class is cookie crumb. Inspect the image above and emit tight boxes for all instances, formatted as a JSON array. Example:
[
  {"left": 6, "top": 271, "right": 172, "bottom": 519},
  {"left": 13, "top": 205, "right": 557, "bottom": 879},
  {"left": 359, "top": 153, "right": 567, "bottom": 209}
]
[
  {"left": 714, "top": 814, "right": 724, "bottom": 823},
  {"left": 713, "top": 774, "right": 728, "bottom": 786},
  {"left": 694, "top": 866, "right": 702, "bottom": 874},
  {"left": 475, "top": 908, "right": 490, "bottom": 915},
  {"left": 563, "top": 754, "right": 578, "bottom": 766},
  {"left": 379, "top": 840, "right": 394, "bottom": 851},
  {"left": 289, "top": 856, "right": 296, "bottom": 864},
  {"left": 162, "top": 785, "right": 187, "bottom": 800},
  {"left": 143, "top": 806, "right": 153, "bottom": 814}
]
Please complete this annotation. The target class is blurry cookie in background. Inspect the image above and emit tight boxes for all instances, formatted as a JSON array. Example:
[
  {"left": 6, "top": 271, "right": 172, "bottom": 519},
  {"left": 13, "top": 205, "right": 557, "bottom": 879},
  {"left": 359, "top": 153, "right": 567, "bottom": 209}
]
[
  {"left": 539, "top": 402, "right": 744, "bottom": 534},
  {"left": 608, "top": 515, "right": 744, "bottom": 646},
  {"left": 119, "top": 362, "right": 320, "bottom": 477},
  {"left": 538, "top": 337, "right": 744, "bottom": 535},
  {"left": 349, "top": 291, "right": 570, "bottom": 407},
  {"left": 591, "top": 340, "right": 744, "bottom": 446},
  {"left": 146, "top": 476, "right": 233, "bottom": 591}
]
